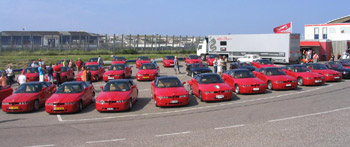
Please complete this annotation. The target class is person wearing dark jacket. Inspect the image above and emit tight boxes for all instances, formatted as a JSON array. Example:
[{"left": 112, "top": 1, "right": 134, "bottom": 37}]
[{"left": 86, "top": 67, "right": 92, "bottom": 84}]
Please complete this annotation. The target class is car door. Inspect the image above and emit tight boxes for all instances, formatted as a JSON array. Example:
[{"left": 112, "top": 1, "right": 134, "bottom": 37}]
[
  {"left": 151, "top": 80, "right": 156, "bottom": 99},
  {"left": 192, "top": 77, "right": 200, "bottom": 96}
]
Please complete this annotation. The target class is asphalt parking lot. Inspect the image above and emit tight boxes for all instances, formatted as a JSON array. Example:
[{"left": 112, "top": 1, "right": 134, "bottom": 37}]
[{"left": 1, "top": 62, "right": 350, "bottom": 147}]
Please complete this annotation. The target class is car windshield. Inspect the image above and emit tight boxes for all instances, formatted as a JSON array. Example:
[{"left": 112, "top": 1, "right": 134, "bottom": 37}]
[
  {"left": 164, "top": 56, "right": 175, "bottom": 60},
  {"left": 15, "top": 83, "right": 42, "bottom": 93},
  {"left": 25, "top": 68, "right": 38, "bottom": 73},
  {"left": 294, "top": 66, "right": 310, "bottom": 72},
  {"left": 88, "top": 58, "right": 98, "bottom": 62},
  {"left": 199, "top": 74, "right": 224, "bottom": 84},
  {"left": 257, "top": 60, "right": 272, "bottom": 65},
  {"left": 103, "top": 82, "right": 130, "bottom": 92},
  {"left": 188, "top": 55, "right": 199, "bottom": 59},
  {"left": 115, "top": 57, "right": 125, "bottom": 61},
  {"left": 192, "top": 64, "right": 207, "bottom": 68},
  {"left": 312, "top": 64, "right": 328, "bottom": 70},
  {"left": 265, "top": 68, "right": 286, "bottom": 76},
  {"left": 233, "top": 70, "right": 255, "bottom": 78},
  {"left": 86, "top": 65, "right": 99, "bottom": 71},
  {"left": 208, "top": 54, "right": 218, "bottom": 58},
  {"left": 140, "top": 64, "right": 156, "bottom": 69},
  {"left": 61, "top": 67, "right": 68, "bottom": 72},
  {"left": 56, "top": 84, "right": 83, "bottom": 94},
  {"left": 157, "top": 78, "right": 182, "bottom": 88},
  {"left": 138, "top": 56, "right": 149, "bottom": 60},
  {"left": 109, "top": 65, "right": 125, "bottom": 70}
]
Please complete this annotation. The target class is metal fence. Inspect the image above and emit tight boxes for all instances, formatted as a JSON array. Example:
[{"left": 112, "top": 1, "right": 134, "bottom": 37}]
[{"left": 0, "top": 32, "right": 203, "bottom": 53}]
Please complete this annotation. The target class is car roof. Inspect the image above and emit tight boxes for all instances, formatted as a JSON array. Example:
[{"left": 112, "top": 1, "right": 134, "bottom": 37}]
[
  {"left": 107, "top": 79, "right": 132, "bottom": 83},
  {"left": 22, "top": 81, "right": 45, "bottom": 85},
  {"left": 287, "top": 64, "right": 306, "bottom": 67},
  {"left": 62, "top": 81, "right": 84, "bottom": 85},
  {"left": 156, "top": 76, "right": 179, "bottom": 80},
  {"left": 196, "top": 73, "right": 219, "bottom": 76},
  {"left": 228, "top": 69, "right": 250, "bottom": 72},
  {"left": 260, "top": 67, "right": 280, "bottom": 70},
  {"left": 111, "top": 64, "right": 126, "bottom": 66}
]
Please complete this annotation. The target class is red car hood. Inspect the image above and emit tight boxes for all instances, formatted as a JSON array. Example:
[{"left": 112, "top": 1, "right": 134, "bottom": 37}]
[
  {"left": 85, "top": 62, "right": 99, "bottom": 65},
  {"left": 155, "top": 87, "right": 188, "bottom": 96},
  {"left": 77, "top": 71, "right": 83, "bottom": 77},
  {"left": 137, "top": 69, "right": 157, "bottom": 74},
  {"left": 294, "top": 72, "right": 323, "bottom": 78},
  {"left": 234, "top": 78, "right": 265, "bottom": 85},
  {"left": 311, "top": 69, "right": 340, "bottom": 74},
  {"left": 104, "top": 70, "right": 124, "bottom": 75},
  {"left": 47, "top": 93, "right": 81, "bottom": 103},
  {"left": 96, "top": 91, "right": 130, "bottom": 101},
  {"left": 199, "top": 83, "right": 231, "bottom": 91},
  {"left": 266, "top": 75, "right": 296, "bottom": 81},
  {"left": 3, "top": 93, "right": 39, "bottom": 102},
  {"left": 112, "top": 61, "right": 126, "bottom": 64},
  {"left": 25, "top": 73, "right": 39, "bottom": 77}
]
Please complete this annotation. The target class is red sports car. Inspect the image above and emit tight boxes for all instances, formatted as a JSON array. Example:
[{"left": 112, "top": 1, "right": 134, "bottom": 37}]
[
  {"left": 95, "top": 79, "right": 138, "bottom": 111},
  {"left": 76, "top": 64, "right": 105, "bottom": 82},
  {"left": 112, "top": 56, "right": 127, "bottom": 65},
  {"left": 163, "top": 56, "right": 175, "bottom": 67},
  {"left": 206, "top": 54, "right": 219, "bottom": 66},
  {"left": 136, "top": 63, "right": 159, "bottom": 81},
  {"left": 136, "top": 56, "right": 150, "bottom": 68},
  {"left": 45, "top": 81, "right": 95, "bottom": 113},
  {"left": 86, "top": 57, "right": 104, "bottom": 66},
  {"left": 151, "top": 76, "right": 189, "bottom": 107},
  {"left": 23, "top": 67, "right": 39, "bottom": 82},
  {"left": 185, "top": 55, "right": 202, "bottom": 65},
  {"left": 222, "top": 69, "right": 266, "bottom": 94},
  {"left": 306, "top": 63, "right": 342, "bottom": 82},
  {"left": 253, "top": 67, "right": 297, "bottom": 90},
  {"left": 45, "top": 67, "right": 75, "bottom": 83},
  {"left": 103, "top": 64, "right": 132, "bottom": 82},
  {"left": 0, "top": 86, "right": 13, "bottom": 103},
  {"left": 282, "top": 65, "right": 325, "bottom": 86},
  {"left": 2, "top": 82, "right": 56, "bottom": 112},
  {"left": 251, "top": 59, "right": 276, "bottom": 68},
  {"left": 188, "top": 73, "right": 232, "bottom": 102}
]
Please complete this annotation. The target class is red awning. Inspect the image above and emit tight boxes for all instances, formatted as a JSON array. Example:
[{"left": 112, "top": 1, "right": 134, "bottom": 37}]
[{"left": 300, "top": 41, "right": 320, "bottom": 46}]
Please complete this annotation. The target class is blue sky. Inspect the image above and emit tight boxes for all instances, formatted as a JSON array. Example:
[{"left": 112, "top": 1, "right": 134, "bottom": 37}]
[{"left": 0, "top": 0, "right": 348, "bottom": 36}]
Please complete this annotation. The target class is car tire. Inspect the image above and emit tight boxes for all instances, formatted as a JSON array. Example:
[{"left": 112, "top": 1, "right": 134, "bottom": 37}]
[
  {"left": 297, "top": 77, "right": 304, "bottom": 86},
  {"left": 33, "top": 100, "right": 39, "bottom": 111},
  {"left": 78, "top": 100, "right": 83, "bottom": 112},
  {"left": 199, "top": 91, "right": 204, "bottom": 102},
  {"left": 267, "top": 81, "right": 273, "bottom": 90},
  {"left": 129, "top": 98, "right": 133, "bottom": 111},
  {"left": 235, "top": 84, "right": 240, "bottom": 94}
]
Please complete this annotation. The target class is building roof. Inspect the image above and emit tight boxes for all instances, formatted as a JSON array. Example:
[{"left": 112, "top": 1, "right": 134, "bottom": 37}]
[
  {"left": 327, "top": 15, "right": 350, "bottom": 24},
  {"left": 0, "top": 31, "right": 100, "bottom": 36}
]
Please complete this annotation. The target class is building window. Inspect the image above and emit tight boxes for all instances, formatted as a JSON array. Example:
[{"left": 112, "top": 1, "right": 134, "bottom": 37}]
[
  {"left": 322, "top": 27, "right": 327, "bottom": 39},
  {"left": 220, "top": 41, "right": 227, "bottom": 46},
  {"left": 314, "top": 27, "right": 319, "bottom": 39}
]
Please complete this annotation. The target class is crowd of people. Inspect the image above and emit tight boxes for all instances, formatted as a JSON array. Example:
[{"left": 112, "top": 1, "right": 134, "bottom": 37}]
[
  {"left": 301, "top": 49, "right": 319, "bottom": 63},
  {"left": 212, "top": 56, "right": 228, "bottom": 76}
]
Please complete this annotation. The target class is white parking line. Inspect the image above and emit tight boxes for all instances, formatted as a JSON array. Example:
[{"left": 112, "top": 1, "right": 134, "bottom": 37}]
[
  {"left": 58, "top": 83, "right": 335, "bottom": 122},
  {"left": 56, "top": 115, "right": 62, "bottom": 122},
  {"left": 267, "top": 106, "right": 350, "bottom": 123},
  {"left": 214, "top": 124, "right": 245, "bottom": 130},
  {"left": 86, "top": 138, "right": 126, "bottom": 144},
  {"left": 155, "top": 131, "right": 191, "bottom": 137},
  {"left": 139, "top": 89, "right": 150, "bottom": 91},
  {"left": 24, "top": 144, "right": 54, "bottom": 147}
]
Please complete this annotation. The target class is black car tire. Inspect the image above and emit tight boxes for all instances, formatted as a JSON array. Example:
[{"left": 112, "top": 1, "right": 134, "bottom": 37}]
[{"left": 267, "top": 81, "right": 273, "bottom": 90}]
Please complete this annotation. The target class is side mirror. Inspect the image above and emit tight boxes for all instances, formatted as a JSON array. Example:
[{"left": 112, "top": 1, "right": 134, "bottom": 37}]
[
  {"left": 131, "top": 85, "right": 136, "bottom": 88},
  {"left": 100, "top": 86, "right": 103, "bottom": 90},
  {"left": 42, "top": 87, "right": 47, "bottom": 91},
  {"left": 182, "top": 81, "right": 186, "bottom": 85},
  {"left": 15, "top": 88, "right": 17, "bottom": 91},
  {"left": 84, "top": 87, "right": 88, "bottom": 91}
]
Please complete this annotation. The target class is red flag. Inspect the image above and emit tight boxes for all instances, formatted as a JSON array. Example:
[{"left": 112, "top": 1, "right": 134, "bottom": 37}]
[{"left": 273, "top": 22, "right": 292, "bottom": 33}]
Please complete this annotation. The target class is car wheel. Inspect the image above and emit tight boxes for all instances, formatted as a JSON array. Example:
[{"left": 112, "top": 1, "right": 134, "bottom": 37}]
[
  {"left": 78, "top": 101, "right": 83, "bottom": 112},
  {"left": 191, "top": 72, "right": 195, "bottom": 78},
  {"left": 199, "top": 91, "right": 204, "bottom": 102},
  {"left": 267, "top": 81, "right": 273, "bottom": 90},
  {"left": 297, "top": 77, "right": 304, "bottom": 86},
  {"left": 235, "top": 84, "right": 240, "bottom": 94},
  {"left": 129, "top": 98, "right": 133, "bottom": 111},
  {"left": 33, "top": 100, "right": 39, "bottom": 111},
  {"left": 91, "top": 92, "right": 95, "bottom": 103}
]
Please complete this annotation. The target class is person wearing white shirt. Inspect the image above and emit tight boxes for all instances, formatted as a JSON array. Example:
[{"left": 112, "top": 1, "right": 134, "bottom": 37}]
[
  {"left": 217, "top": 57, "right": 224, "bottom": 76},
  {"left": 17, "top": 72, "right": 27, "bottom": 85},
  {"left": 6, "top": 66, "right": 14, "bottom": 85}
]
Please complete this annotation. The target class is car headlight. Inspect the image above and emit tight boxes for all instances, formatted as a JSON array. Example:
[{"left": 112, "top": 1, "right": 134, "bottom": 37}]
[
  {"left": 204, "top": 91, "right": 215, "bottom": 94},
  {"left": 223, "top": 90, "right": 232, "bottom": 93},
  {"left": 64, "top": 101, "right": 77, "bottom": 105},
  {"left": 46, "top": 103, "right": 54, "bottom": 105},
  {"left": 2, "top": 102, "right": 9, "bottom": 105},
  {"left": 178, "top": 95, "right": 188, "bottom": 98},
  {"left": 96, "top": 100, "right": 105, "bottom": 104},
  {"left": 274, "top": 81, "right": 284, "bottom": 83},
  {"left": 343, "top": 71, "right": 347, "bottom": 75},
  {"left": 115, "top": 100, "right": 128, "bottom": 103},
  {"left": 241, "top": 85, "right": 250, "bottom": 87},
  {"left": 19, "top": 101, "right": 31, "bottom": 105},
  {"left": 158, "top": 96, "right": 172, "bottom": 99}
]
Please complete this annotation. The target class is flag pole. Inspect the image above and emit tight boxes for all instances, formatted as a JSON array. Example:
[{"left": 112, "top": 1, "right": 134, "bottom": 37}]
[{"left": 291, "top": 21, "right": 293, "bottom": 33}]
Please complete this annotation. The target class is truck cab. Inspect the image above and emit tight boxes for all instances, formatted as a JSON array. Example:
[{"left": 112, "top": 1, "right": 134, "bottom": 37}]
[{"left": 197, "top": 39, "right": 208, "bottom": 61}]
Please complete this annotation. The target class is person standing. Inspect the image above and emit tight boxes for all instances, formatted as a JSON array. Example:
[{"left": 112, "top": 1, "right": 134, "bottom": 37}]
[
  {"left": 47, "top": 64, "right": 54, "bottom": 84},
  {"left": 213, "top": 57, "right": 218, "bottom": 73},
  {"left": 174, "top": 56, "right": 181, "bottom": 74},
  {"left": 62, "top": 59, "right": 67, "bottom": 67},
  {"left": 86, "top": 67, "right": 92, "bottom": 84},
  {"left": 17, "top": 71, "right": 26, "bottom": 85},
  {"left": 307, "top": 50, "right": 312, "bottom": 60},
  {"left": 81, "top": 67, "right": 87, "bottom": 82},
  {"left": 68, "top": 59, "right": 73, "bottom": 69},
  {"left": 6, "top": 65, "right": 14, "bottom": 85},
  {"left": 76, "top": 58, "right": 83, "bottom": 72},
  {"left": 0, "top": 73, "right": 8, "bottom": 89},
  {"left": 151, "top": 58, "right": 157, "bottom": 66},
  {"left": 97, "top": 55, "right": 102, "bottom": 65},
  {"left": 222, "top": 56, "right": 227, "bottom": 73},
  {"left": 217, "top": 56, "right": 224, "bottom": 76},
  {"left": 330, "top": 54, "right": 335, "bottom": 62},
  {"left": 38, "top": 64, "right": 45, "bottom": 82},
  {"left": 53, "top": 63, "right": 61, "bottom": 86},
  {"left": 31, "top": 60, "right": 38, "bottom": 68},
  {"left": 313, "top": 52, "right": 319, "bottom": 63}
]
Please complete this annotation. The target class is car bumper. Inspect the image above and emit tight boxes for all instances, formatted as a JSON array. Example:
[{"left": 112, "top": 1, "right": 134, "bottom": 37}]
[
  {"left": 45, "top": 104, "right": 79, "bottom": 114},
  {"left": 103, "top": 75, "right": 123, "bottom": 82},
  {"left": 239, "top": 86, "right": 266, "bottom": 94},
  {"left": 325, "top": 76, "right": 342, "bottom": 82},
  {"left": 2, "top": 104, "right": 34, "bottom": 112},
  {"left": 303, "top": 79, "right": 325, "bottom": 85},
  {"left": 202, "top": 92, "right": 232, "bottom": 101},
  {"left": 272, "top": 82, "right": 298, "bottom": 90},
  {"left": 156, "top": 97, "right": 189, "bottom": 107},
  {"left": 163, "top": 62, "right": 174, "bottom": 67},
  {"left": 96, "top": 102, "right": 129, "bottom": 111},
  {"left": 136, "top": 75, "right": 156, "bottom": 81}
]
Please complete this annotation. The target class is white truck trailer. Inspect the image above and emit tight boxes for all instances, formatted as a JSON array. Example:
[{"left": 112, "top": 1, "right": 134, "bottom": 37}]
[{"left": 197, "top": 33, "right": 301, "bottom": 64}]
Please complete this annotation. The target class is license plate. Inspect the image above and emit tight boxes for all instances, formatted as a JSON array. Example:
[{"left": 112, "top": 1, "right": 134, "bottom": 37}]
[
  {"left": 108, "top": 76, "right": 114, "bottom": 79},
  {"left": 9, "top": 106, "right": 19, "bottom": 110},
  {"left": 170, "top": 100, "right": 178, "bottom": 104},
  {"left": 286, "top": 84, "right": 292, "bottom": 87},
  {"left": 170, "top": 64, "right": 174, "bottom": 66},
  {"left": 143, "top": 76, "right": 149, "bottom": 79},
  {"left": 253, "top": 88, "right": 260, "bottom": 91},
  {"left": 216, "top": 95, "right": 224, "bottom": 99},
  {"left": 107, "top": 108, "right": 114, "bottom": 110},
  {"left": 315, "top": 80, "right": 322, "bottom": 83},
  {"left": 54, "top": 107, "right": 64, "bottom": 111},
  {"left": 334, "top": 77, "right": 340, "bottom": 79}
]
